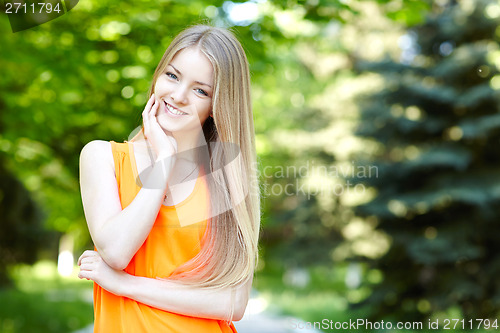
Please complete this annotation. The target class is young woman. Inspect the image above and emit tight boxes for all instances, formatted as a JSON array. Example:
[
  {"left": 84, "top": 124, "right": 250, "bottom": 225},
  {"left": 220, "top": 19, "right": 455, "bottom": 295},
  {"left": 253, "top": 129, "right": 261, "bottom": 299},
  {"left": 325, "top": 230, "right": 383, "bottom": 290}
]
[{"left": 77, "top": 25, "right": 260, "bottom": 332}]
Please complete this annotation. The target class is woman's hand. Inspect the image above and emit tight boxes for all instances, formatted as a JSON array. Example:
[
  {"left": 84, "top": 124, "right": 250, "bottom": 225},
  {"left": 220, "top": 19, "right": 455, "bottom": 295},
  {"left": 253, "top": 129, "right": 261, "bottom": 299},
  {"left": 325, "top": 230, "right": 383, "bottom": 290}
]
[
  {"left": 78, "top": 250, "right": 129, "bottom": 296},
  {"left": 143, "top": 94, "right": 177, "bottom": 161}
]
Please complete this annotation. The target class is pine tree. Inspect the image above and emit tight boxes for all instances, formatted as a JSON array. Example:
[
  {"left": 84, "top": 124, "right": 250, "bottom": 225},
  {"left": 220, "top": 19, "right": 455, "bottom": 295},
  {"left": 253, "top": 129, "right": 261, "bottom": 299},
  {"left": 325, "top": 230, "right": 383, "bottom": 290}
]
[{"left": 353, "top": 0, "right": 500, "bottom": 321}]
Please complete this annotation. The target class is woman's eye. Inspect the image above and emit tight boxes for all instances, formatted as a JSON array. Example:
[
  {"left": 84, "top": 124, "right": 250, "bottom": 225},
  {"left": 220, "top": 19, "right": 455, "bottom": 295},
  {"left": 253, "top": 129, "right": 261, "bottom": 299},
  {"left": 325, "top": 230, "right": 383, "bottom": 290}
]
[
  {"left": 166, "top": 72, "right": 177, "bottom": 80},
  {"left": 196, "top": 88, "right": 208, "bottom": 96}
]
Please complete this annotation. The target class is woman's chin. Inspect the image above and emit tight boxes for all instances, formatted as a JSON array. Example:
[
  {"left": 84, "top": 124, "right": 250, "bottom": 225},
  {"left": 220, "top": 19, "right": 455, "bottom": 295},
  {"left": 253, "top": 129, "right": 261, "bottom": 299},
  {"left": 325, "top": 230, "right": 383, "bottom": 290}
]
[
  {"left": 157, "top": 116, "right": 178, "bottom": 131},
  {"left": 158, "top": 123, "right": 176, "bottom": 133}
]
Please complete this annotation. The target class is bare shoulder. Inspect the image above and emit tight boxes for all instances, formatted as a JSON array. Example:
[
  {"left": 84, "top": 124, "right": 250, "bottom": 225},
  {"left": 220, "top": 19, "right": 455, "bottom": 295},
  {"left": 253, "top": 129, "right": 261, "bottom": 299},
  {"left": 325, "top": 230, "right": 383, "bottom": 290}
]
[
  {"left": 79, "top": 140, "right": 123, "bottom": 241},
  {"left": 80, "top": 140, "right": 114, "bottom": 172}
]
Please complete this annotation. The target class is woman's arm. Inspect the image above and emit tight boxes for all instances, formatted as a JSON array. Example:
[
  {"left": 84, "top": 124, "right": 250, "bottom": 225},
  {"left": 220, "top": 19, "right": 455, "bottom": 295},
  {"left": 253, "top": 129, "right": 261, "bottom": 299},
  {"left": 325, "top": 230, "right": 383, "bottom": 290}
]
[
  {"left": 80, "top": 140, "right": 174, "bottom": 269},
  {"left": 123, "top": 273, "right": 252, "bottom": 321},
  {"left": 80, "top": 95, "right": 177, "bottom": 270},
  {"left": 78, "top": 250, "right": 252, "bottom": 321}
]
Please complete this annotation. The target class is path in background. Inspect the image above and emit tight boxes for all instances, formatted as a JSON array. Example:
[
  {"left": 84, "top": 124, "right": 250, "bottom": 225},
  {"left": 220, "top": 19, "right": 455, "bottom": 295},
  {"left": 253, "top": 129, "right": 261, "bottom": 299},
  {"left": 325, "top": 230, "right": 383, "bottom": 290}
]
[
  {"left": 234, "top": 289, "right": 322, "bottom": 333},
  {"left": 72, "top": 289, "right": 323, "bottom": 333}
]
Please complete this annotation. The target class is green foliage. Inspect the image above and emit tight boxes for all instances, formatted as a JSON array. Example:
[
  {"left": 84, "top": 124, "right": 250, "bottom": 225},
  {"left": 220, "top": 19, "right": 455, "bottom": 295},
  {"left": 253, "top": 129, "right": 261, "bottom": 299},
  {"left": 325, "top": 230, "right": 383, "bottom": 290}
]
[
  {"left": 261, "top": 195, "right": 345, "bottom": 267},
  {"left": 352, "top": 0, "right": 500, "bottom": 321},
  {"left": 0, "top": 262, "right": 93, "bottom": 333},
  {"left": 1, "top": 0, "right": 249, "bottom": 248},
  {"left": 0, "top": 0, "right": 433, "bottom": 324},
  {"left": 254, "top": 263, "right": 358, "bottom": 333},
  {"left": 0, "top": 287, "right": 92, "bottom": 332},
  {"left": 0, "top": 157, "right": 53, "bottom": 287},
  {"left": 385, "top": 0, "right": 430, "bottom": 26}
]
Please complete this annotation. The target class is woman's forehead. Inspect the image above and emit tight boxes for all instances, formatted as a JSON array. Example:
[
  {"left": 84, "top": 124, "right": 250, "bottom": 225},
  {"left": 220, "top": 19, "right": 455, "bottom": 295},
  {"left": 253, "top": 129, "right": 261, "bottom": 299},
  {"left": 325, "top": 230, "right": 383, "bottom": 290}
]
[{"left": 169, "top": 47, "right": 214, "bottom": 84}]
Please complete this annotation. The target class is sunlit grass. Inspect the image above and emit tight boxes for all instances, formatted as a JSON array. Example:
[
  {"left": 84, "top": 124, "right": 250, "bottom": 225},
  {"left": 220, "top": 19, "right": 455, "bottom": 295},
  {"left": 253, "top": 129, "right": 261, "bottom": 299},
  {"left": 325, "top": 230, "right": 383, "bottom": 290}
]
[
  {"left": 2, "top": 260, "right": 495, "bottom": 333},
  {"left": 253, "top": 263, "right": 495, "bottom": 333},
  {"left": 253, "top": 263, "right": 359, "bottom": 332},
  {"left": 0, "top": 260, "right": 93, "bottom": 333}
]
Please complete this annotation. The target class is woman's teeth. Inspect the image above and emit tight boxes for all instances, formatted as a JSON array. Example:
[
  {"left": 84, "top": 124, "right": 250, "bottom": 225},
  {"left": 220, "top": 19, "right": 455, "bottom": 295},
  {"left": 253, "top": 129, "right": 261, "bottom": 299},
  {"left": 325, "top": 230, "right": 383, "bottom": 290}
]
[{"left": 165, "top": 102, "right": 187, "bottom": 115}]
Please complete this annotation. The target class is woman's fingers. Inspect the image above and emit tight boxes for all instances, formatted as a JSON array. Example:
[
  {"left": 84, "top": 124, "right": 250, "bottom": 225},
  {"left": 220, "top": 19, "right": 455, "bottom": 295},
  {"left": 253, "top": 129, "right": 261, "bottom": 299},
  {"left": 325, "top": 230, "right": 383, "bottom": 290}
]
[
  {"left": 78, "top": 270, "right": 92, "bottom": 280},
  {"left": 144, "top": 93, "right": 155, "bottom": 113},
  {"left": 142, "top": 95, "right": 155, "bottom": 121},
  {"left": 149, "top": 99, "right": 159, "bottom": 122},
  {"left": 79, "top": 262, "right": 94, "bottom": 271},
  {"left": 146, "top": 94, "right": 155, "bottom": 108},
  {"left": 78, "top": 250, "right": 98, "bottom": 266},
  {"left": 77, "top": 251, "right": 87, "bottom": 265},
  {"left": 78, "top": 252, "right": 101, "bottom": 280},
  {"left": 78, "top": 259, "right": 94, "bottom": 281},
  {"left": 78, "top": 252, "right": 103, "bottom": 267},
  {"left": 149, "top": 101, "right": 161, "bottom": 130},
  {"left": 142, "top": 94, "right": 155, "bottom": 138},
  {"left": 144, "top": 101, "right": 157, "bottom": 140},
  {"left": 150, "top": 100, "right": 169, "bottom": 140},
  {"left": 143, "top": 97, "right": 160, "bottom": 140},
  {"left": 141, "top": 94, "right": 177, "bottom": 159}
]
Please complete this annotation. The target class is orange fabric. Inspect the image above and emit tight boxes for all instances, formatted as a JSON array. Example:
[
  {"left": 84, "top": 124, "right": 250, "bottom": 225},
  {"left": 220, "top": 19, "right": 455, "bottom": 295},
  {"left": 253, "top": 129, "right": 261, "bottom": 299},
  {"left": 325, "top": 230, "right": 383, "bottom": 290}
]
[{"left": 92, "top": 141, "right": 237, "bottom": 333}]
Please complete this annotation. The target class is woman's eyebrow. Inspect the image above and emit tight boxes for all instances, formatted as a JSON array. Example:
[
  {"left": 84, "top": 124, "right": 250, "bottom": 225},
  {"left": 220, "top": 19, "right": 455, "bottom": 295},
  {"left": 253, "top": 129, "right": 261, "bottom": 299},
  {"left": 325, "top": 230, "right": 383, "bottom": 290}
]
[{"left": 168, "top": 64, "right": 212, "bottom": 89}]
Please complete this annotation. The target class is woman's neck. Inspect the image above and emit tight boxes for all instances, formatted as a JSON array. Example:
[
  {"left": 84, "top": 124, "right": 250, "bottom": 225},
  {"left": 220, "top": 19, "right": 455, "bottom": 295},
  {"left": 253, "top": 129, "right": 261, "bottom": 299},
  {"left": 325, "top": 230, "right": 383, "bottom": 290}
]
[
  {"left": 132, "top": 128, "right": 207, "bottom": 164},
  {"left": 172, "top": 130, "right": 207, "bottom": 163}
]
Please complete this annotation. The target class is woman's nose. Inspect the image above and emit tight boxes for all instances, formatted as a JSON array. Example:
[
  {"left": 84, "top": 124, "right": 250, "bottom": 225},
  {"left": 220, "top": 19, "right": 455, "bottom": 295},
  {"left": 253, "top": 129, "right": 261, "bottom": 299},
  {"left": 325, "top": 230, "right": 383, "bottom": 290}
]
[{"left": 171, "top": 85, "right": 188, "bottom": 104}]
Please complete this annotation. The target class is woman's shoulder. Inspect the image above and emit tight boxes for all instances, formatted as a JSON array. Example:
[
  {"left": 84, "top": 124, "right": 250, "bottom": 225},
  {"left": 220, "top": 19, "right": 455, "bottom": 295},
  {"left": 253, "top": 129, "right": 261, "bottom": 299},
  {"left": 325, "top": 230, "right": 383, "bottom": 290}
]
[
  {"left": 81, "top": 140, "right": 133, "bottom": 154},
  {"left": 80, "top": 140, "right": 116, "bottom": 171},
  {"left": 80, "top": 140, "right": 113, "bottom": 156}
]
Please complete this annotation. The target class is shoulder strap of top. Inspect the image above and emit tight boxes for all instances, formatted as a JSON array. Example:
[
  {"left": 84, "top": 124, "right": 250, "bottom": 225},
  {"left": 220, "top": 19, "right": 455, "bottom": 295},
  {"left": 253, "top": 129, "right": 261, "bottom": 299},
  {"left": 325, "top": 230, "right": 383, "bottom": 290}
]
[
  {"left": 110, "top": 140, "right": 129, "bottom": 154},
  {"left": 109, "top": 140, "right": 128, "bottom": 188},
  {"left": 110, "top": 141, "right": 127, "bottom": 169},
  {"left": 109, "top": 140, "right": 143, "bottom": 206}
]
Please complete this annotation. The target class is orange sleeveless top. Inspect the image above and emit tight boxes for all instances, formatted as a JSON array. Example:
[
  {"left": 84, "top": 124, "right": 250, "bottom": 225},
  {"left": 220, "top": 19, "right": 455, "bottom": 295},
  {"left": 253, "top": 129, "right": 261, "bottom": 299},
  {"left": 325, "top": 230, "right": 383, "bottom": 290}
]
[{"left": 92, "top": 141, "right": 237, "bottom": 333}]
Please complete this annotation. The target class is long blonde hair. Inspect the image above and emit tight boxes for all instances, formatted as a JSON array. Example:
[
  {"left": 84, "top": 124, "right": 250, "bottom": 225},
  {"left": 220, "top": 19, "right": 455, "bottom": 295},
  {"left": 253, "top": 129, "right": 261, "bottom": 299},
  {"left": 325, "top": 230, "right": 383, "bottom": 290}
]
[{"left": 130, "top": 25, "right": 260, "bottom": 290}]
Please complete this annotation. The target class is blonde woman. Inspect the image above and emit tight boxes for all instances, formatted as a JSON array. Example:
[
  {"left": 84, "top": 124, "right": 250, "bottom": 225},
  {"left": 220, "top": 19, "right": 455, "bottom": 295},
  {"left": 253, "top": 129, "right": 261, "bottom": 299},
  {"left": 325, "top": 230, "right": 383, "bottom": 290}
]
[{"left": 78, "top": 25, "right": 260, "bottom": 332}]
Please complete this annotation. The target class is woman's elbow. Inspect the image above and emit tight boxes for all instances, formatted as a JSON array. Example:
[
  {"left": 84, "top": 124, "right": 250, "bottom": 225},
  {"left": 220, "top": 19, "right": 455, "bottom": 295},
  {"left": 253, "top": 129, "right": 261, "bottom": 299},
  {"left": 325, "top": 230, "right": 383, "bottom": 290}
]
[
  {"left": 231, "top": 308, "right": 246, "bottom": 322},
  {"left": 108, "top": 258, "right": 129, "bottom": 271},
  {"left": 100, "top": 247, "right": 130, "bottom": 270},
  {"left": 231, "top": 290, "right": 250, "bottom": 321}
]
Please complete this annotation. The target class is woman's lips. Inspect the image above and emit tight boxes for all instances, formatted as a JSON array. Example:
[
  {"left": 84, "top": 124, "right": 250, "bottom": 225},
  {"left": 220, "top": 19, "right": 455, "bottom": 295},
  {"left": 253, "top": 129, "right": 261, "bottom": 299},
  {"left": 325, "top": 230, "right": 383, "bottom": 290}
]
[{"left": 164, "top": 101, "right": 187, "bottom": 116}]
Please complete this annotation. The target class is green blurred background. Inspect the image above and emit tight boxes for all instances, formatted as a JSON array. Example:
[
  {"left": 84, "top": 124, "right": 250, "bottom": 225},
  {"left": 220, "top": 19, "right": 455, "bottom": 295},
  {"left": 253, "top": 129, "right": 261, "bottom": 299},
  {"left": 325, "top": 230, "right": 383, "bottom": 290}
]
[{"left": 1, "top": 0, "right": 500, "bottom": 331}]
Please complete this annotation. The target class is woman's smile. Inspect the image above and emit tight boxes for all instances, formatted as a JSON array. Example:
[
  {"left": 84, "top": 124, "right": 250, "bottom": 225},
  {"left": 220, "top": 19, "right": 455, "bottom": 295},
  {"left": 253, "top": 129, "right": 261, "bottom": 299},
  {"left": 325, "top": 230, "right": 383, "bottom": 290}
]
[
  {"left": 153, "top": 46, "right": 213, "bottom": 133},
  {"left": 164, "top": 100, "right": 188, "bottom": 117}
]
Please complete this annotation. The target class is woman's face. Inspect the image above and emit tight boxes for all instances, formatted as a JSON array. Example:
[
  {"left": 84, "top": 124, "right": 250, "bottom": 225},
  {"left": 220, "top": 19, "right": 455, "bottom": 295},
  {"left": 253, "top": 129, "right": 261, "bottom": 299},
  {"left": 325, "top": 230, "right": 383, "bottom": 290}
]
[{"left": 154, "top": 46, "right": 214, "bottom": 135}]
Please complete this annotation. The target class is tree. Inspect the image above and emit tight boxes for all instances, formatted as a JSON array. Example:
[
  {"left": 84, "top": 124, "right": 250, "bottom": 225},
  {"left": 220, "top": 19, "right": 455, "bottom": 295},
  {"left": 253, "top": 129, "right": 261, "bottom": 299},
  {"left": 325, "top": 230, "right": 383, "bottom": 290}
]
[
  {"left": 0, "top": 156, "right": 51, "bottom": 287},
  {"left": 353, "top": 0, "right": 500, "bottom": 321}
]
